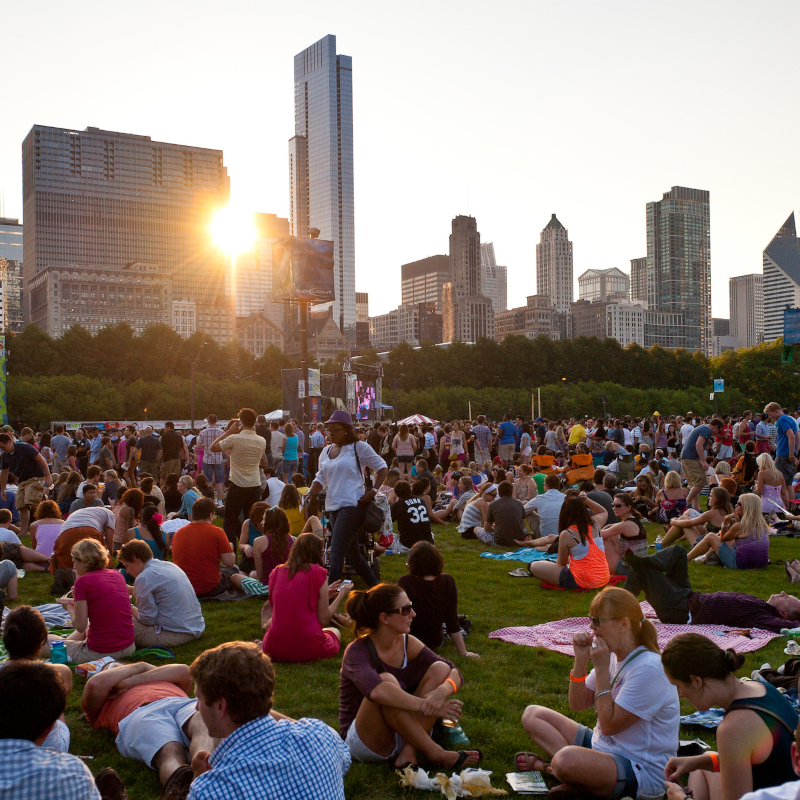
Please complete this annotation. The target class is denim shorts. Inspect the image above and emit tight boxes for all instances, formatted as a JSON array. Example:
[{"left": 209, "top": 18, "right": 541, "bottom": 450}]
[
  {"left": 203, "top": 462, "right": 225, "bottom": 484},
  {"left": 574, "top": 724, "right": 638, "bottom": 800},
  {"left": 345, "top": 720, "right": 403, "bottom": 764},
  {"left": 717, "top": 542, "right": 738, "bottom": 569},
  {"left": 558, "top": 567, "right": 580, "bottom": 590}
]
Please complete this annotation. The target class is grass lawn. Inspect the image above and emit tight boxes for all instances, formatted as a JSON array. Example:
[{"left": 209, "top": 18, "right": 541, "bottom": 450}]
[{"left": 12, "top": 519, "right": 799, "bottom": 799}]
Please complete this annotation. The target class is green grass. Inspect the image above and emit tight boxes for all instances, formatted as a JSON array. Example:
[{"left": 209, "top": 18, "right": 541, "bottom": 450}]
[{"left": 13, "top": 521, "right": 799, "bottom": 799}]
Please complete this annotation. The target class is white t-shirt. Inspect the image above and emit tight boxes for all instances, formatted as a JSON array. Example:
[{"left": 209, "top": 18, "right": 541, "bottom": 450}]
[
  {"left": 585, "top": 646, "right": 680, "bottom": 795},
  {"left": 679, "top": 423, "right": 695, "bottom": 445},
  {"left": 0, "top": 528, "right": 21, "bottom": 544},
  {"left": 623, "top": 428, "right": 633, "bottom": 447},
  {"left": 314, "top": 441, "right": 387, "bottom": 511},
  {"left": 265, "top": 477, "right": 286, "bottom": 508},
  {"left": 270, "top": 431, "right": 286, "bottom": 458},
  {"left": 60, "top": 506, "right": 116, "bottom": 534},
  {"left": 740, "top": 780, "right": 800, "bottom": 800}
]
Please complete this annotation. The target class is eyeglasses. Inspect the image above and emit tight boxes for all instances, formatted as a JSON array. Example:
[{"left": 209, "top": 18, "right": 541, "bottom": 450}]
[
  {"left": 388, "top": 603, "right": 414, "bottom": 617},
  {"left": 589, "top": 616, "right": 618, "bottom": 627},
  {"left": 612, "top": 503, "right": 626, "bottom": 509}
]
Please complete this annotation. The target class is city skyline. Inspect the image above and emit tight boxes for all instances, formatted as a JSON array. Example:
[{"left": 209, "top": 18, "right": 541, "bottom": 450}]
[{"left": 1, "top": 1, "right": 799, "bottom": 320}]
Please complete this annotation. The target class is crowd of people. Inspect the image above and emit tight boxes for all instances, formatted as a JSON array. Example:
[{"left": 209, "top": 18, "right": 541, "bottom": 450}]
[{"left": 1, "top": 402, "right": 800, "bottom": 800}]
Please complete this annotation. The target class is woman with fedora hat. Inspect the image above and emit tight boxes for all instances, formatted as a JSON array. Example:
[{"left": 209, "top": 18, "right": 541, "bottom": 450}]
[{"left": 306, "top": 410, "right": 388, "bottom": 586}]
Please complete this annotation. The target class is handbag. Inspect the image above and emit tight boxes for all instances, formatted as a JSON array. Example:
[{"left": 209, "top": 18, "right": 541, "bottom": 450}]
[{"left": 353, "top": 442, "right": 385, "bottom": 534}]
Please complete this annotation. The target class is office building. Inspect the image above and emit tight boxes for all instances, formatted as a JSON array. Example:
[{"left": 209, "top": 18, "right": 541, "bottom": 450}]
[
  {"left": 442, "top": 215, "right": 494, "bottom": 342},
  {"left": 646, "top": 186, "right": 711, "bottom": 353},
  {"left": 227, "top": 213, "right": 290, "bottom": 326},
  {"left": 22, "top": 125, "right": 230, "bottom": 326},
  {"left": 29, "top": 261, "right": 172, "bottom": 337},
  {"left": 369, "top": 301, "right": 442, "bottom": 351},
  {"left": 729, "top": 274, "right": 763, "bottom": 349},
  {"left": 401, "top": 255, "right": 450, "bottom": 312},
  {"left": 236, "top": 312, "right": 286, "bottom": 357},
  {"left": 570, "top": 299, "right": 610, "bottom": 340},
  {"left": 0, "top": 217, "right": 23, "bottom": 262},
  {"left": 418, "top": 301, "right": 443, "bottom": 344},
  {"left": 606, "top": 301, "right": 646, "bottom": 348},
  {"left": 285, "top": 306, "right": 347, "bottom": 362},
  {"left": 196, "top": 300, "right": 235, "bottom": 345},
  {"left": 0, "top": 259, "right": 23, "bottom": 333},
  {"left": 288, "top": 35, "right": 355, "bottom": 333},
  {"left": 536, "top": 214, "right": 573, "bottom": 318},
  {"left": 494, "top": 295, "right": 559, "bottom": 342},
  {"left": 763, "top": 213, "right": 800, "bottom": 343},
  {"left": 355, "top": 292, "right": 370, "bottom": 348},
  {"left": 710, "top": 318, "right": 738, "bottom": 357},
  {"left": 712, "top": 318, "right": 730, "bottom": 337},
  {"left": 172, "top": 299, "right": 197, "bottom": 339},
  {"left": 479, "top": 242, "right": 508, "bottom": 312},
  {"left": 644, "top": 310, "right": 685, "bottom": 350},
  {"left": 630, "top": 257, "right": 647, "bottom": 304},
  {"left": 578, "top": 267, "right": 630, "bottom": 303}
]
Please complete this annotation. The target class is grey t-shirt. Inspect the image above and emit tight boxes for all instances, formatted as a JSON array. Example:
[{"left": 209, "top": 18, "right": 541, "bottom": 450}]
[
  {"left": 680, "top": 425, "right": 711, "bottom": 460},
  {"left": 486, "top": 495, "right": 526, "bottom": 546}
]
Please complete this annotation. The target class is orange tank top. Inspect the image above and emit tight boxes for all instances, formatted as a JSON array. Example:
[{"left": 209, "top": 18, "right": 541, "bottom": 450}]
[{"left": 567, "top": 524, "right": 610, "bottom": 589}]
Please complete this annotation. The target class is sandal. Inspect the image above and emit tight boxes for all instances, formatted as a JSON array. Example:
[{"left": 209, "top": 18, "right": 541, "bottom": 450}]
[
  {"left": 508, "top": 568, "right": 533, "bottom": 578},
  {"left": 514, "top": 752, "right": 551, "bottom": 773},
  {"left": 332, "top": 612, "right": 352, "bottom": 629},
  {"left": 451, "top": 749, "right": 483, "bottom": 771}
]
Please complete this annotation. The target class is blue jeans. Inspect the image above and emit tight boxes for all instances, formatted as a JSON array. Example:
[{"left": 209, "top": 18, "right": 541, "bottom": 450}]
[
  {"left": 328, "top": 504, "right": 378, "bottom": 587},
  {"left": 203, "top": 462, "right": 225, "bottom": 484}
]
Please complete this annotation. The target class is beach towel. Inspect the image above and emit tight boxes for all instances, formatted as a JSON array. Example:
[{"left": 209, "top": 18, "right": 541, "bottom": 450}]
[
  {"left": 540, "top": 575, "right": 627, "bottom": 592},
  {"left": 2, "top": 603, "right": 72, "bottom": 629},
  {"left": 480, "top": 548, "right": 558, "bottom": 564},
  {"left": 489, "top": 602, "right": 779, "bottom": 655}
]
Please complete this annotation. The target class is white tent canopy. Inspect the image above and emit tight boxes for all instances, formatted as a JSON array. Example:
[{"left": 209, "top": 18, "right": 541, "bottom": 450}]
[
  {"left": 397, "top": 414, "right": 438, "bottom": 425},
  {"left": 264, "top": 409, "right": 289, "bottom": 421}
]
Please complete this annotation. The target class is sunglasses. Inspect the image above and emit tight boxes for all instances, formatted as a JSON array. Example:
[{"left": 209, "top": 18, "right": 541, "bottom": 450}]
[
  {"left": 388, "top": 603, "right": 414, "bottom": 617},
  {"left": 612, "top": 503, "right": 626, "bottom": 509},
  {"left": 589, "top": 616, "right": 618, "bottom": 627}
]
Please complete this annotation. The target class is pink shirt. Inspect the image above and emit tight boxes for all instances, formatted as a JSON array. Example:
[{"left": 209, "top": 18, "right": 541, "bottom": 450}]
[{"left": 74, "top": 569, "right": 134, "bottom": 654}]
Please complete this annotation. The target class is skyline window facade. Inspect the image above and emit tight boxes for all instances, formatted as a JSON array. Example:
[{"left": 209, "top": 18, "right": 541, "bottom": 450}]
[{"left": 763, "top": 212, "right": 800, "bottom": 343}]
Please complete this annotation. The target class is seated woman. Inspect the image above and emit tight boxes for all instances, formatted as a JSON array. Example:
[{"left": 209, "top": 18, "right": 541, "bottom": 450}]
[
  {"left": 397, "top": 541, "right": 478, "bottom": 658},
  {"left": 656, "top": 471, "right": 687, "bottom": 524},
  {"left": 56, "top": 471, "right": 82, "bottom": 516},
  {"left": 600, "top": 493, "right": 648, "bottom": 576},
  {"left": 175, "top": 476, "right": 200, "bottom": 519},
  {"left": 123, "top": 503, "right": 170, "bottom": 559},
  {"left": 687, "top": 493, "right": 769, "bottom": 569},
  {"left": 532, "top": 446, "right": 556, "bottom": 476},
  {"left": 560, "top": 444, "right": 595, "bottom": 485},
  {"left": 253, "top": 507, "right": 295, "bottom": 585},
  {"left": 457, "top": 483, "right": 491, "bottom": 540},
  {"left": 514, "top": 463, "right": 538, "bottom": 504},
  {"left": 526, "top": 493, "right": 610, "bottom": 589},
  {"left": 28, "top": 500, "right": 63, "bottom": 559},
  {"left": 3, "top": 605, "right": 73, "bottom": 752},
  {"left": 339, "top": 582, "right": 482, "bottom": 770},
  {"left": 755, "top": 452, "right": 789, "bottom": 516},
  {"left": 162, "top": 472, "right": 183, "bottom": 515},
  {"left": 711, "top": 460, "right": 731, "bottom": 488},
  {"left": 661, "top": 633, "right": 798, "bottom": 800},
  {"left": 519, "top": 587, "right": 679, "bottom": 800},
  {"left": 632, "top": 473, "right": 658, "bottom": 519},
  {"left": 279, "top": 484, "right": 322, "bottom": 538},
  {"left": 44, "top": 538, "right": 135, "bottom": 663},
  {"left": 262, "top": 533, "right": 347, "bottom": 663},
  {"left": 661, "top": 487, "right": 733, "bottom": 548},
  {"left": 238, "top": 501, "right": 268, "bottom": 574},
  {"left": 193, "top": 473, "right": 215, "bottom": 500},
  {"left": 732, "top": 441, "right": 759, "bottom": 492},
  {"left": 137, "top": 476, "right": 163, "bottom": 517}
]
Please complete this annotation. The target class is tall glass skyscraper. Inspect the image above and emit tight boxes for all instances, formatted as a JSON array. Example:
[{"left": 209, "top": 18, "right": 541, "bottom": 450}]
[
  {"left": 289, "top": 34, "right": 355, "bottom": 333},
  {"left": 763, "top": 213, "right": 800, "bottom": 343},
  {"left": 646, "top": 186, "right": 711, "bottom": 354}
]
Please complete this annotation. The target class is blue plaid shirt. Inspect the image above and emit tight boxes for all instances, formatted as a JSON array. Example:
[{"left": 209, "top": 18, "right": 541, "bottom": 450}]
[
  {"left": 0, "top": 739, "right": 100, "bottom": 800},
  {"left": 187, "top": 714, "right": 349, "bottom": 800}
]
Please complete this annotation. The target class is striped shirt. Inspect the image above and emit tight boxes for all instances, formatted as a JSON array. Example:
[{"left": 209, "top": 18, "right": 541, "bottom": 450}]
[{"left": 197, "top": 426, "right": 225, "bottom": 465}]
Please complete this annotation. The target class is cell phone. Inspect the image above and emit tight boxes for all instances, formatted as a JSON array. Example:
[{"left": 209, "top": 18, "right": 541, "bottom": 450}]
[{"left": 338, "top": 580, "right": 353, "bottom": 593}]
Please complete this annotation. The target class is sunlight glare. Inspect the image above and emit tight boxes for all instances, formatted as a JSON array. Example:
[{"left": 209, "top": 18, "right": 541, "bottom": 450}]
[{"left": 210, "top": 206, "right": 257, "bottom": 256}]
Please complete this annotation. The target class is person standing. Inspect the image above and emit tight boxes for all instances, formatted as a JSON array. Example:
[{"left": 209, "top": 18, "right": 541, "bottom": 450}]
[
  {"left": 307, "top": 422, "right": 325, "bottom": 482},
  {"left": 765, "top": 402, "right": 798, "bottom": 487},
  {"left": 51, "top": 425, "right": 71, "bottom": 473},
  {"left": 497, "top": 413, "right": 517, "bottom": 467},
  {"left": 306, "top": 411, "right": 387, "bottom": 586},
  {"left": 197, "top": 415, "right": 226, "bottom": 503},
  {"left": 159, "top": 422, "right": 188, "bottom": 487},
  {"left": 0, "top": 433, "right": 52, "bottom": 539},
  {"left": 136, "top": 426, "right": 161, "bottom": 481},
  {"left": 87, "top": 428, "right": 103, "bottom": 467},
  {"left": 680, "top": 418, "right": 723, "bottom": 511},
  {"left": 211, "top": 408, "right": 267, "bottom": 549},
  {"left": 269, "top": 420, "right": 286, "bottom": 479}
]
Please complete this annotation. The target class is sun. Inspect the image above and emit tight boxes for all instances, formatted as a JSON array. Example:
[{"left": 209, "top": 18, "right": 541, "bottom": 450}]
[{"left": 210, "top": 206, "right": 257, "bottom": 256}]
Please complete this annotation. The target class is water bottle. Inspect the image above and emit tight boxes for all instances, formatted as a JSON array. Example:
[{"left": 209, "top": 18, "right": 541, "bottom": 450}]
[
  {"left": 655, "top": 536, "right": 663, "bottom": 551},
  {"left": 781, "top": 628, "right": 800, "bottom": 638},
  {"left": 50, "top": 641, "right": 68, "bottom": 664}
]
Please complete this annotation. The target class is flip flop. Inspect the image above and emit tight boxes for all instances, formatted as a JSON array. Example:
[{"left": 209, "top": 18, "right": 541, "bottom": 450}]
[
  {"left": 514, "top": 752, "right": 551, "bottom": 773},
  {"left": 452, "top": 749, "right": 483, "bottom": 771},
  {"left": 508, "top": 568, "right": 533, "bottom": 578}
]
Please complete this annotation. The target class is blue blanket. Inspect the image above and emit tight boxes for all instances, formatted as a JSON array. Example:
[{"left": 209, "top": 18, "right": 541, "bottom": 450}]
[{"left": 480, "top": 548, "right": 558, "bottom": 563}]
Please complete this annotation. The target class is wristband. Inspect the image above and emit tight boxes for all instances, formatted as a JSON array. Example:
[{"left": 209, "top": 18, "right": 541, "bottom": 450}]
[
  {"left": 709, "top": 752, "right": 719, "bottom": 773},
  {"left": 594, "top": 689, "right": 612, "bottom": 701},
  {"left": 570, "top": 671, "right": 587, "bottom": 682},
  {"left": 445, "top": 678, "right": 458, "bottom": 694}
]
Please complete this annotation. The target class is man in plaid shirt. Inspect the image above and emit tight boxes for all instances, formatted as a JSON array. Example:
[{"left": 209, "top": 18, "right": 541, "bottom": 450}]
[
  {"left": 188, "top": 642, "right": 349, "bottom": 800},
  {"left": 198, "top": 415, "right": 226, "bottom": 502}
]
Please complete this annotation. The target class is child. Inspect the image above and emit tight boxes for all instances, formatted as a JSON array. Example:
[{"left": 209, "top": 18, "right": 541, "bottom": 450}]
[{"left": 375, "top": 469, "right": 400, "bottom": 552}]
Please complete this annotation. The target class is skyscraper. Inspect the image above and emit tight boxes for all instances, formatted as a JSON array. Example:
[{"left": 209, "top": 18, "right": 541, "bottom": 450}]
[
  {"left": 630, "top": 257, "right": 647, "bottom": 304},
  {"left": 536, "top": 214, "right": 573, "bottom": 316},
  {"left": 763, "top": 212, "right": 800, "bottom": 343},
  {"left": 646, "top": 186, "right": 711, "bottom": 354},
  {"left": 577, "top": 268, "right": 630, "bottom": 302},
  {"left": 479, "top": 243, "right": 508, "bottom": 313},
  {"left": 729, "top": 274, "right": 764, "bottom": 349},
  {"left": 0, "top": 217, "right": 23, "bottom": 262},
  {"left": 401, "top": 255, "right": 450, "bottom": 312},
  {"left": 22, "top": 125, "right": 230, "bottom": 327},
  {"left": 442, "top": 215, "right": 494, "bottom": 342},
  {"left": 289, "top": 34, "right": 355, "bottom": 333}
]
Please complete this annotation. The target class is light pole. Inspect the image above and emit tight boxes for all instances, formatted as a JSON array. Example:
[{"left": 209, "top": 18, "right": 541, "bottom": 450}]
[{"left": 190, "top": 360, "right": 196, "bottom": 431}]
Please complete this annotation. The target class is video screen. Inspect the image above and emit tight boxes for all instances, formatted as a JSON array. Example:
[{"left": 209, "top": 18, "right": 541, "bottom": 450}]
[{"left": 355, "top": 379, "right": 376, "bottom": 421}]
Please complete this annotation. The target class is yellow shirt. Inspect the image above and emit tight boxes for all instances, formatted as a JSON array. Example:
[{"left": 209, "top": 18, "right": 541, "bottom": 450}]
[
  {"left": 284, "top": 506, "right": 305, "bottom": 537},
  {"left": 219, "top": 430, "right": 266, "bottom": 488},
  {"left": 568, "top": 424, "right": 586, "bottom": 444}
]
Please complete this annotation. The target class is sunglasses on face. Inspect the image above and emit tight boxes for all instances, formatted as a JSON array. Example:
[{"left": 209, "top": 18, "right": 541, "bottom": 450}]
[
  {"left": 612, "top": 503, "right": 626, "bottom": 509},
  {"left": 388, "top": 603, "right": 413, "bottom": 617},
  {"left": 589, "top": 616, "right": 617, "bottom": 627}
]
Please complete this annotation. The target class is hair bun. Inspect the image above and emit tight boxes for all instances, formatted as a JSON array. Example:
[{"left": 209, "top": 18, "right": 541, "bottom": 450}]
[{"left": 725, "top": 648, "right": 745, "bottom": 671}]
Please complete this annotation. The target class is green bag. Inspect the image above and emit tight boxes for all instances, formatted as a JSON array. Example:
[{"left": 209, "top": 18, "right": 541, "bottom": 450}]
[{"left": 432, "top": 718, "right": 470, "bottom": 749}]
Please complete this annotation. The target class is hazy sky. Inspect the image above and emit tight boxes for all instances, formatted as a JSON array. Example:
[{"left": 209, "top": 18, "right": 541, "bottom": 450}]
[{"left": 2, "top": 1, "right": 798, "bottom": 318}]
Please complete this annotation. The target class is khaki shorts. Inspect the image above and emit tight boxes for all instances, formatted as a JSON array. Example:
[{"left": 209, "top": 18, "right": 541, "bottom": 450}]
[
  {"left": 133, "top": 619, "right": 199, "bottom": 649},
  {"left": 681, "top": 458, "right": 707, "bottom": 489},
  {"left": 160, "top": 459, "right": 181, "bottom": 480},
  {"left": 63, "top": 639, "right": 135, "bottom": 664},
  {"left": 498, "top": 443, "right": 515, "bottom": 464},
  {"left": 15, "top": 478, "right": 45, "bottom": 509}
]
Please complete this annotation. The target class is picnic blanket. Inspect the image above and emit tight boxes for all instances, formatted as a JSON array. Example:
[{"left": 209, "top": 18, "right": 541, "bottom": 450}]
[
  {"left": 480, "top": 548, "right": 558, "bottom": 564},
  {"left": 489, "top": 602, "right": 780, "bottom": 655},
  {"left": 2, "top": 603, "right": 72, "bottom": 629},
  {"left": 681, "top": 692, "right": 800, "bottom": 729}
]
